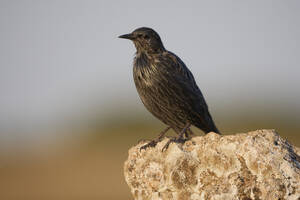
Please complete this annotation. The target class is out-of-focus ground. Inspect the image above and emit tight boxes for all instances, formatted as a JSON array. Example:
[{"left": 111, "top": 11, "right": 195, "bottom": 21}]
[{"left": 0, "top": 111, "right": 299, "bottom": 200}]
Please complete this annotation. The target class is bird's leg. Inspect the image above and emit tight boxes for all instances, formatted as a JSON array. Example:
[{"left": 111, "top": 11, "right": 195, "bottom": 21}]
[
  {"left": 162, "top": 123, "right": 191, "bottom": 152},
  {"left": 140, "top": 126, "right": 171, "bottom": 151},
  {"left": 185, "top": 128, "right": 194, "bottom": 140}
]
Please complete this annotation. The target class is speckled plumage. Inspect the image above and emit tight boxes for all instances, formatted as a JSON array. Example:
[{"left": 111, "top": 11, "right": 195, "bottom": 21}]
[{"left": 120, "top": 27, "right": 219, "bottom": 139}]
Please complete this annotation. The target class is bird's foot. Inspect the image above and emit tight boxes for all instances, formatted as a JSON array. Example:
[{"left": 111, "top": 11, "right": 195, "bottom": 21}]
[
  {"left": 162, "top": 123, "right": 191, "bottom": 152},
  {"left": 161, "top": 136, "right": 186, "bottom": 152},
  {"left": 139, "top": 126, "right": 171, "bottom": 151},
  {"left": 140, "top": 140, "right": 159, "bottom": 151}
]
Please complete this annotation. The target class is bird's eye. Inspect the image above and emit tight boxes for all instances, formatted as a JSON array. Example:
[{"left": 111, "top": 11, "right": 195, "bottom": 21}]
[
  {"left": 137, "top": 34, "right": 143, "bottom": 38},
  {"left": 144, "top": 35, "right": 150, "bottom": 39}
]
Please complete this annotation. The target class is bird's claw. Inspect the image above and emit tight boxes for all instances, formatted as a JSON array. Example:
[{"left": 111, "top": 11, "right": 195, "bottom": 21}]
[
  {"left": 140, "top": 140, "right": 158, "bottom": 151},
  {"left": 161, "top": 136, "right": 186, "bottom": 152}
]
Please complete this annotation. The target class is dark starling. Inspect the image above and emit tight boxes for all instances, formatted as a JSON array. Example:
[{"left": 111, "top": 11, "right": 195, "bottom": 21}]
[{"left": 119, "top": 27, "right": 220, "bottom": 151}]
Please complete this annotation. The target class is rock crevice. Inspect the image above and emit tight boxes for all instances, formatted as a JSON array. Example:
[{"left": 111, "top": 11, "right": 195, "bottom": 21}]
[{"left": 124, "top": 130, "right": 300, "bottom": 200}]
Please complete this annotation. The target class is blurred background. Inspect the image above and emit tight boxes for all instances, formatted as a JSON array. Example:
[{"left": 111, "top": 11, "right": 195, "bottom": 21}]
[{"left": 0, "top": 0, "right": 299, "bottom": 199}]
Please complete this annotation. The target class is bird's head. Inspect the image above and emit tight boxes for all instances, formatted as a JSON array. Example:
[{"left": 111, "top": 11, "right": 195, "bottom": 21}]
[{"left": 119, "top": 27, "right": 165, "bottom": 54}]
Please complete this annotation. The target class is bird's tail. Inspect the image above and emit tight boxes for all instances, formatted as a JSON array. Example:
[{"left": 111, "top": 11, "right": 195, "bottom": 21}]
[
  {"left": 201, "top": 112, "right": 221, "bottom": 134},
  {"left": 208, "top": 122, "right": 221, "bottom": 134}
]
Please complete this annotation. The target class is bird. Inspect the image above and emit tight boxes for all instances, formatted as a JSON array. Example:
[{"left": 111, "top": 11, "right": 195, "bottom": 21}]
[{"left": 119, "top": 27, "right": 220, "bottom": 151}]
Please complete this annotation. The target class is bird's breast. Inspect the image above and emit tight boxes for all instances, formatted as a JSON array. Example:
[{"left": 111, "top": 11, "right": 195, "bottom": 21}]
[
  {"left": 133, "top": 54, "right": 161, "bottom": 88},
  {"left": 133, "top": 63, "right": 157, "bottom": 88}
]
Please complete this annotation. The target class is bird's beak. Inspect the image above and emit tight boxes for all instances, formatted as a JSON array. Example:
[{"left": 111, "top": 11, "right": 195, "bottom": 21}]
[{"left": 118, "top": 33, "right": 135, "bottom": 40}]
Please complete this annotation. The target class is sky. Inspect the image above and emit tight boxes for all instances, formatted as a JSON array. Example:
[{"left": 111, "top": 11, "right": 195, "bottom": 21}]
[{"left": 0, "top": 1, "right": 299, "bottom": 144}]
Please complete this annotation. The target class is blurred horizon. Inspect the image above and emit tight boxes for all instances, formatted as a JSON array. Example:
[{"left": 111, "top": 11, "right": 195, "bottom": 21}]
[{"left": 1, "top": 0, "right": 300, "bottom": 137}]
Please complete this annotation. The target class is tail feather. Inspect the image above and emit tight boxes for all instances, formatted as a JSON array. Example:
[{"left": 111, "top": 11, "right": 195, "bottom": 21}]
[{"left": 193, "top": 111, "right": 221, "bottom": 134}]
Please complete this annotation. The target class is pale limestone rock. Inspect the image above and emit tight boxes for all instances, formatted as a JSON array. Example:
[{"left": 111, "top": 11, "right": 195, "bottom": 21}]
[{"left": 124, "top": 129, "right": 300, "bottom": 200}]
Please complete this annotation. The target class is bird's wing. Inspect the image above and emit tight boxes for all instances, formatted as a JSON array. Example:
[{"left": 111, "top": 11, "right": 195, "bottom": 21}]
[
  {"left": 157, "top": 51, "right": 217, "bottom": 131},
  {"left": 161, "top": 51, "right": 208, "bottom": 110}
]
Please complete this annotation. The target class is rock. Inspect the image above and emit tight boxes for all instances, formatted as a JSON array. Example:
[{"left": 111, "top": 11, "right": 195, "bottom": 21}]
[{"left": 124, "top": 129, "right": 300, "bottom": 200}]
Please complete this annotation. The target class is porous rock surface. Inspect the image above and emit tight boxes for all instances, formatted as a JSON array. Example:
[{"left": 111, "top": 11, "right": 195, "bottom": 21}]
[{"left": 124, "top": 130, "right": 300, "bottom": 200}]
